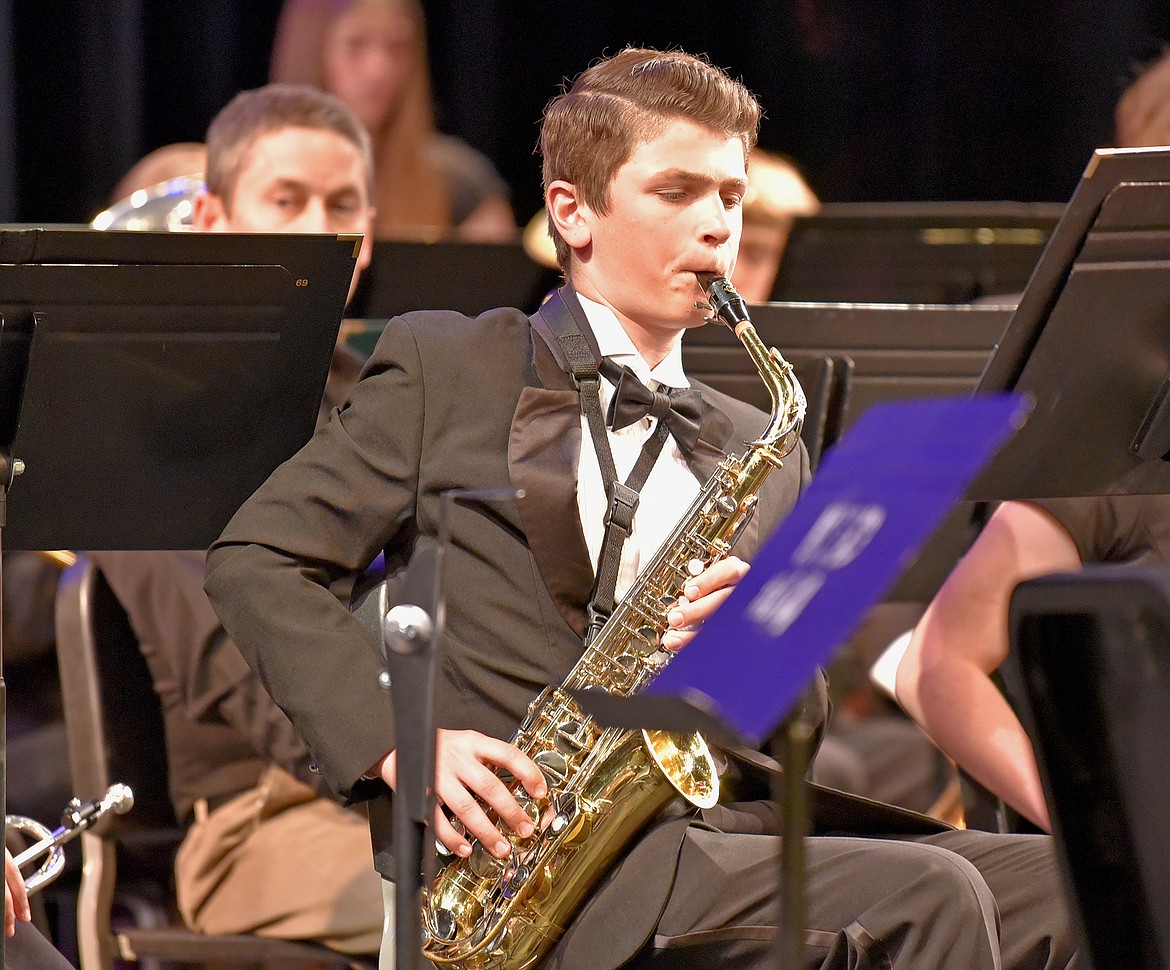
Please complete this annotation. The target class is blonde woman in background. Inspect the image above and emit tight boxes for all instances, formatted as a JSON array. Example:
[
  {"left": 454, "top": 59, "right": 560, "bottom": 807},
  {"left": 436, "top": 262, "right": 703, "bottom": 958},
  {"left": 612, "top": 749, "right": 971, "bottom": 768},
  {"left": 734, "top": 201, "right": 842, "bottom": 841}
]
[{"left": 271, "top": 0, "right": 515, "bottom": 241}]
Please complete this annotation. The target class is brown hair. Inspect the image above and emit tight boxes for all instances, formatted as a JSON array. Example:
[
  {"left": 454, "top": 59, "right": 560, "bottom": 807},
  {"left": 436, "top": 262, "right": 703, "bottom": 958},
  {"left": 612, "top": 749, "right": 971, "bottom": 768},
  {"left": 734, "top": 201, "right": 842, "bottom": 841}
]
[
  {"left": 540, "top": 47, "right": 762, "bottom": 268},
  {"left": 1116, "top": 49, "right": 1170, "bottom": 149},
  {"left": 270, "top": 0, "right": 450, "bottom": 237},
  {"left": 205, "top": 83, "right": 373, "bottom": 210}
]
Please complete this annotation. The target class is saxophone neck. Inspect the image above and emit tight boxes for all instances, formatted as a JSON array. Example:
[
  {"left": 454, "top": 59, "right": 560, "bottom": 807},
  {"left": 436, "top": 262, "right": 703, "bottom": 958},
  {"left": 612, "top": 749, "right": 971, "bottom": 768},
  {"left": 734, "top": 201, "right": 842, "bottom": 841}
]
[
  {"left": 698, "top": 275, "right": 807, "bottom": 459},
  {"left": 738, "top": 321, "right": 807, "bottom": 454}
]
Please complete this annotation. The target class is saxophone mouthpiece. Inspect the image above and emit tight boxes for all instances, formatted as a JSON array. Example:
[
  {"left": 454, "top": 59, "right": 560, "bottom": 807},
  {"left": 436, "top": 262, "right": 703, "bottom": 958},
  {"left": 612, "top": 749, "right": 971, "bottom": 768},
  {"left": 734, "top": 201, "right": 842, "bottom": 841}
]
[
  {"left": 697, "top": 275, "right": 750, "bottom": 330},
  {"left": 694, "top": 273, "right": 724, "bottom": 323}
]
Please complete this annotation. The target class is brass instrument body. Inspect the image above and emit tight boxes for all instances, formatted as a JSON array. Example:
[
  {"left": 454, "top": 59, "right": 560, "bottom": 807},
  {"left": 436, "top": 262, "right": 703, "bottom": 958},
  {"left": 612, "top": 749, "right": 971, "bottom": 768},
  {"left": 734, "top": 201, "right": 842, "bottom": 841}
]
[
  {"left": 8, "top": 783, "right": 134, "bottom": 894},
  {"left": 422, "top": 278, "right": 806, "bottom": 969}
]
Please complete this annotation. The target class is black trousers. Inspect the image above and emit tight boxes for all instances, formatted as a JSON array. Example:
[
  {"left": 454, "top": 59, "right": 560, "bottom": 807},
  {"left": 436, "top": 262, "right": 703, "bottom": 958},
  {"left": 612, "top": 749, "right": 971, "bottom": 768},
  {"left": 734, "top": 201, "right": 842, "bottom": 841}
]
[
  {"left": 4, "top": 920, "right": 74, "bottom": 970},
  {"left": 624, "top": 827, "right": 1080, "bottom": 969}
]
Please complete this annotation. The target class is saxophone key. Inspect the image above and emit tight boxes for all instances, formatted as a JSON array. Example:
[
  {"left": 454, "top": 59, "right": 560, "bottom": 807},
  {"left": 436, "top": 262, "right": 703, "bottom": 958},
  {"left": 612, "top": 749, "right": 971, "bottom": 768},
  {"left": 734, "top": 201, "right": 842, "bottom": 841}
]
[
  {"left": 633, "top": 626, "right": 659, "bottom": 655},
  {"left": 502, "top": 865, "right": 530, "bottom": 898},
  {"left": 470, "top": 841, "right": 505, "bottom": 878},
  {"left": 511, "top": 791, "right": 544, "bottom": 835},
  {"left": 548, "top": 793, "right": 589, "bottom": 846},
  {"left": 533, "top": 748, "right": 569, "bottom": 784},
  {"left": 553, "top": 721, "right": 588, "bottom": 754},
  {"left": 613, "top": 653, "right": 640, "bottom": 688},
  {"left": 645, "top": 648, "right": 673, "bottom": 669},
  {"left": 430, "top": 906, "right": 459, "bottom": 943}
]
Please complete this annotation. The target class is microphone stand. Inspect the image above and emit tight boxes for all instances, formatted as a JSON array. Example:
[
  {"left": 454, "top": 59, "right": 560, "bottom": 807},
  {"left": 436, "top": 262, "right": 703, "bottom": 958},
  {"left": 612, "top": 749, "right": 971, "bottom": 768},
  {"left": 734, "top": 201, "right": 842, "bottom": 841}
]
[
  {"left": 379, "top": 544, "right": 440, "bottom": 970},
  {"left": 0, "top": 451, "right": 23, "bottom": 970},
  {"left": 379, "top": 487, "right": 521, "bottom": 970}
]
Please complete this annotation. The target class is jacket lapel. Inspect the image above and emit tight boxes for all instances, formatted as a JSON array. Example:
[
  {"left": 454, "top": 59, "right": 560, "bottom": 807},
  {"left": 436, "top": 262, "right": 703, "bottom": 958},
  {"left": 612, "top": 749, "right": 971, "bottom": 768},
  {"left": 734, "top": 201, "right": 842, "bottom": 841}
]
[{"left": 508, "top": 288, "right": 594, "bottom": 637}]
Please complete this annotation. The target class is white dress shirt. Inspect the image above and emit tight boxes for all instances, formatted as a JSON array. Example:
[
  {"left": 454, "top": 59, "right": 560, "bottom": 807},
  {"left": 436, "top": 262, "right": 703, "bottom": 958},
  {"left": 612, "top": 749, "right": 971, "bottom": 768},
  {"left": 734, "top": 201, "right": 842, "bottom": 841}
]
[{"left": 574, "top": 294, "right": 702, "bottom": 601}]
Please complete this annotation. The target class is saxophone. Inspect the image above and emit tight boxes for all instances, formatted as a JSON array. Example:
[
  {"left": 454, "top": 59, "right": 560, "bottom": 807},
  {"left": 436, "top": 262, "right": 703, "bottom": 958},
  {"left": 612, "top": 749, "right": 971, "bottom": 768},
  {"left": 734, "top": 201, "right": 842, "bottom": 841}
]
[{"left": 421, "top": 275, "right": 806, "bottom": 969}]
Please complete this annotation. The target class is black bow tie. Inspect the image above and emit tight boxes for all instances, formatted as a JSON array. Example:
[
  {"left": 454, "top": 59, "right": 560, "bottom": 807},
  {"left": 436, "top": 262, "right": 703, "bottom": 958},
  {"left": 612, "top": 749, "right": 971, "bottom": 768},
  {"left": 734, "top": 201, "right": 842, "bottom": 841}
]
[{"left": 599, "top": 359, "right": 703, "bottom": 454}]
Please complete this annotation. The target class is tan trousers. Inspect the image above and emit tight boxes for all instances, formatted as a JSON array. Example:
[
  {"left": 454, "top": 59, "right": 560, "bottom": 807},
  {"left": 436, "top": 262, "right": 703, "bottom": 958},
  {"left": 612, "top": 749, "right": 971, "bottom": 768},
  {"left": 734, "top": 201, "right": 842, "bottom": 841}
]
[{"left": 175, "top": 765, "right": 384, "bottom": 955}]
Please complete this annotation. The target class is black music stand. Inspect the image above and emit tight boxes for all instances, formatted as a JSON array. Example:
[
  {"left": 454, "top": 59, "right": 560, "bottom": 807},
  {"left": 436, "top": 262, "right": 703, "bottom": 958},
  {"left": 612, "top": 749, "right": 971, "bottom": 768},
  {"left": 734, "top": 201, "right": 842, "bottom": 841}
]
[
  {"left": 771, "top": 201, "right": 1062, "bottom": 304},
  {"left": 0, "top": 226, "right": 356, "bottom": 964},
  {"left": 969, "top": 146, "right": 1170, "bottom": 500},
  {"left": 345, "top": 238, "right": 558, "bottom": 322},
  {"left": 1008, "top": 565, "right": 1170, "bottom": 969}
]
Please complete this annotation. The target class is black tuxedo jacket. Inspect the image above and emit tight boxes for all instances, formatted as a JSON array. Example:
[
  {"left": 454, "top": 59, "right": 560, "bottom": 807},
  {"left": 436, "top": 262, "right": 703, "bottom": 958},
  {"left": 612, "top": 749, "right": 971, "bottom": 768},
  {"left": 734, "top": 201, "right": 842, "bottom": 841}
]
[{"left": 205, "top": 286, "right": 810, "bottom": 968}]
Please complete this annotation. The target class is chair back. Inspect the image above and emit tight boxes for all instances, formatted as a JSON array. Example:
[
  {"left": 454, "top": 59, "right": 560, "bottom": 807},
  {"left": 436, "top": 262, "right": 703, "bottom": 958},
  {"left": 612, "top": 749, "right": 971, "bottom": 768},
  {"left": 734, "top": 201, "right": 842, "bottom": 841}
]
[
  {"left": 54, "top": 555, "right": 377, "bottom": 969},
  {"left": 55, "top": 557, "right": 178, "bottom": 837}
]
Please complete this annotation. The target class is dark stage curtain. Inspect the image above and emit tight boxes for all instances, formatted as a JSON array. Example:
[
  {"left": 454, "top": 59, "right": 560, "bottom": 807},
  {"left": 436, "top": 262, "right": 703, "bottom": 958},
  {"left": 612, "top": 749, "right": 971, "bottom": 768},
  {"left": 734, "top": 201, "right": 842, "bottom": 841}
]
[
  {"left": 0, "top": 0, "right": 15, "bottom": 222},
  {"left": 4, "top": 1, "right": 1170, "bottom": 225},
  {"left": 9, "top": 0, "right": 280, "bottom": 224}
]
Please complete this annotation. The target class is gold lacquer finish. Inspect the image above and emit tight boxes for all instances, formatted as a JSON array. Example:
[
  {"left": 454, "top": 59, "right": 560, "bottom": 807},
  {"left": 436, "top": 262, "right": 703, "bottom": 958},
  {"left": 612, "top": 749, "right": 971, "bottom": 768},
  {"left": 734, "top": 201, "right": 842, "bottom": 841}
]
[{"left": 421, "top": 276, "right": 806, "bottom": 969}]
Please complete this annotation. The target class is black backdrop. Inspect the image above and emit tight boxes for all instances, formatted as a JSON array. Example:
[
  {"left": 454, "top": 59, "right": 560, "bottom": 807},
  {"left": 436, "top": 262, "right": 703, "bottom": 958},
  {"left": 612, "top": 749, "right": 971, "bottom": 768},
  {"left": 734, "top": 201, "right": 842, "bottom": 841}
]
[{"left": 3, "top": 0, "right": 1170, "bottom": 227}]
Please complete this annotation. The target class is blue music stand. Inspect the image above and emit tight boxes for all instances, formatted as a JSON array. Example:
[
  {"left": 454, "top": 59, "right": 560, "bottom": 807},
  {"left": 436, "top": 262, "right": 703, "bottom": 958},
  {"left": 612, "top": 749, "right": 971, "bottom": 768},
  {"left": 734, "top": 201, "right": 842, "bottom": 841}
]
[{"left": 577, "top": 392, "right": 1030, "bottom": 966}]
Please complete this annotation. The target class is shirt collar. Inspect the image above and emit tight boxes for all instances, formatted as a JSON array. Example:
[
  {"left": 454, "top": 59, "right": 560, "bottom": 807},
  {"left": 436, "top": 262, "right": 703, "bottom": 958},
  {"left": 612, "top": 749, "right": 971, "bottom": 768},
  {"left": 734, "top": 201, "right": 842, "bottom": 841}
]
[{"left": 576, "top": 292, "right": 690, "bottom": 389}]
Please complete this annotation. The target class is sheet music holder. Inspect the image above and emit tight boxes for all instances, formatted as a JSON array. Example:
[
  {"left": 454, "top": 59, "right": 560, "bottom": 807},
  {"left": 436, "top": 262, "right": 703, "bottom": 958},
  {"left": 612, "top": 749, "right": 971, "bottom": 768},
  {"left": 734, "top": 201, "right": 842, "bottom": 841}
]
[
  {"left": 970, "top": 146, "right": 1170, "bottom": 499},
  {"left": 345, "top": 238, "right": 559, "bottom": 324},
  {"left": 575, "top": 393, "right": 1027, "bottom": 966},
  {"left": 771, "top": 201, "right": 1063, "bottom": 304},
  {"left": 0, "top": 227, "right": 358, "bottom": 549},
  {"left": 578, "top": 394, "right": 1028, "bottom": 744}
]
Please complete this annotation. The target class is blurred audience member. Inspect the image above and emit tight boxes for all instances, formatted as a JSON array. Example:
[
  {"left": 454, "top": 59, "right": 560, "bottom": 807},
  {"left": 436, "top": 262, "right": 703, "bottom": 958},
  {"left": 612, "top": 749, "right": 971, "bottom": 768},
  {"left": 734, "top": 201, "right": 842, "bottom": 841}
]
[
  {"left": 1115, "top": 47, "right": 1170, "bottom": 148},
  {"left": 732, "top": 149, "right": 819, "bottom": 302},
  {"left": 271, "top": 0, "right": 515, "bottom": 241}
]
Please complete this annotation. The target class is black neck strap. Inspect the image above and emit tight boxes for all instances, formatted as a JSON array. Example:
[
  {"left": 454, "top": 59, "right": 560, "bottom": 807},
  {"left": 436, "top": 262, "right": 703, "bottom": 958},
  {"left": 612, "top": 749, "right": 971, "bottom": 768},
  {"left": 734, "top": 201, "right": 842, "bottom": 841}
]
[{"left": 535, "top": 290, "right": 671, "bottom": 644}]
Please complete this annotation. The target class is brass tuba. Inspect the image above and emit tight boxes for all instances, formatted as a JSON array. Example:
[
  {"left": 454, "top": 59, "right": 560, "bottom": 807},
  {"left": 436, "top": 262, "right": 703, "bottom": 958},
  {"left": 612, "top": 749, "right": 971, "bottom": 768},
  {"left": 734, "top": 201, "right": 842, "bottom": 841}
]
[{"left": 421, "top": 276, "right": 806, "bottom": 969}]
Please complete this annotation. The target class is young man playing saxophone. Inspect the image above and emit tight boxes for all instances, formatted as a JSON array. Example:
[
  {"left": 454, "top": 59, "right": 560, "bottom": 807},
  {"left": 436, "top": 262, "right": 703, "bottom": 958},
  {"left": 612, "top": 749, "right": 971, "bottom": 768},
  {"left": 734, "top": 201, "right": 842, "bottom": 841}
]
[{"left": 207, "top": 48, "right": 1080, "bottom": 969}]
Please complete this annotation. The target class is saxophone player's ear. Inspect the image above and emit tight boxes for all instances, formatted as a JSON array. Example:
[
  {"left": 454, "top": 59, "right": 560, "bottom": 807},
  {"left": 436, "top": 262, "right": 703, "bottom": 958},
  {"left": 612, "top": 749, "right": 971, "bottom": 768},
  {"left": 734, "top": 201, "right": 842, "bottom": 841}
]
[{"left": 546, "top": 180, "right": 592, "bottom": 252}]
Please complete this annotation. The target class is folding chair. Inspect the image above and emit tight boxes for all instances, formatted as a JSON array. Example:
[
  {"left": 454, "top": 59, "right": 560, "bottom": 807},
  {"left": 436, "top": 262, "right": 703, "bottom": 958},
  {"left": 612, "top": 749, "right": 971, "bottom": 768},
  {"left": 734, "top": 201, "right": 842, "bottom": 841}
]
[{"left": 55, "top": 556, "right": 377, "bottom": 969}]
